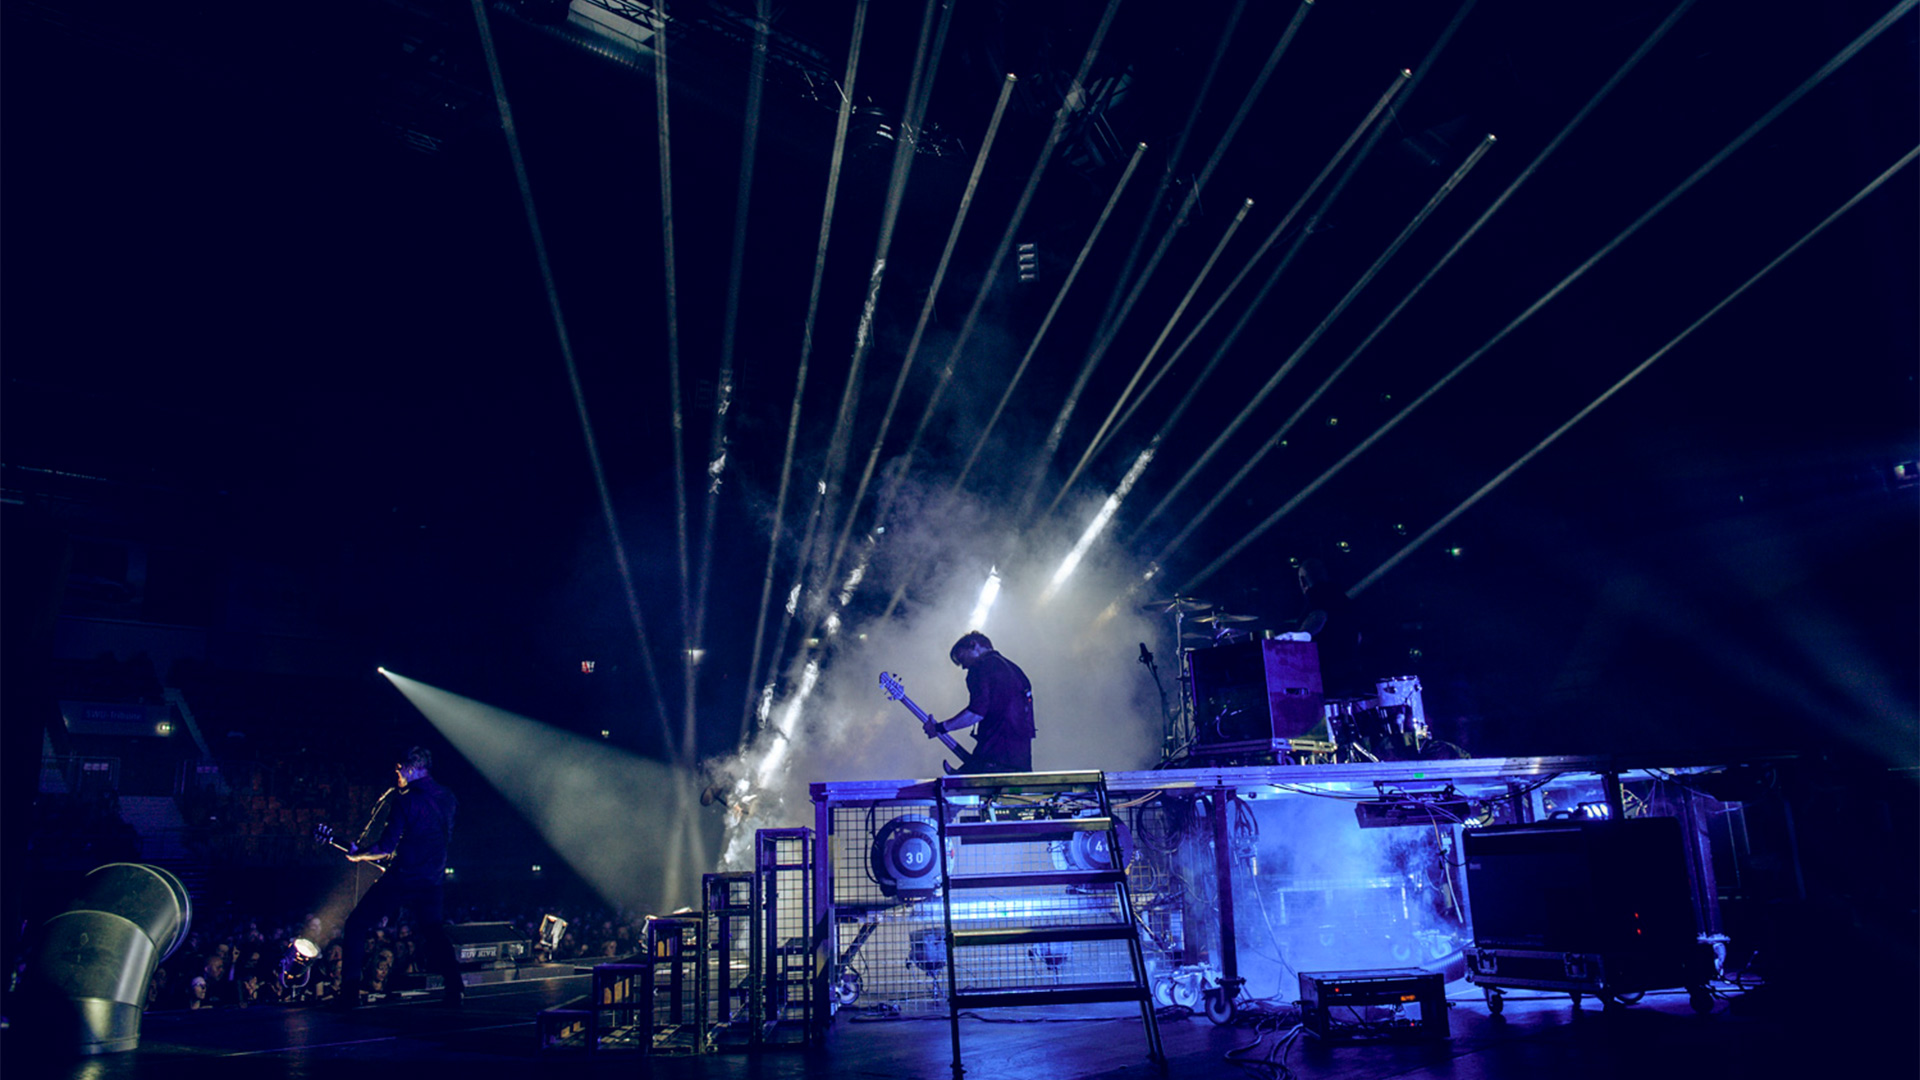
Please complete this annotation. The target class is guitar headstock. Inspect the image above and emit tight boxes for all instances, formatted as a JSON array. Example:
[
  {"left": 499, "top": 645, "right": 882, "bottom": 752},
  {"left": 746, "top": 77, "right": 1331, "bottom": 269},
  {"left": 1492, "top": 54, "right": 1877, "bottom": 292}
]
[
  {"left": 878, "top": 671, "right": 906, "bottom": 701},
  {"left": 313, "top": 823, "right": 336, "bottom": 844}
]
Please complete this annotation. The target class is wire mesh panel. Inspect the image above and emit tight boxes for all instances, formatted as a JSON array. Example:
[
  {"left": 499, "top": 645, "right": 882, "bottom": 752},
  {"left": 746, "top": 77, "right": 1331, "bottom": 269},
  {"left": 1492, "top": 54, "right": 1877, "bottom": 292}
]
[
  {"left": 755, "top": 827, "right": 816, "bottom": 1046},
  {"left": 938, "top": 799, "right": 1144, "bottom": 1000},
  {"left": 812, "top": 780, "right": 1161, "bottom": 1021},
  {"left": 644, "top": 917, "right": 703, "bottom": 1056},
  {"left": 819, "top": 798, "right": 949, "bottom": 1017},
  {"left": 934, "top": 771, "right": 1166, "bottom": 1073},
  {"left": 535, "top": 1007, "right": 593, "bottom": 1053},
  {"left": 585, "top": 963, "right": 648, "bottom": 1053},
  {"left": 942, "top": 860, "right": 1137, "bottom": 997},
  {"left": 702, "top": 872, "right": 754, "bottom": 1052}
]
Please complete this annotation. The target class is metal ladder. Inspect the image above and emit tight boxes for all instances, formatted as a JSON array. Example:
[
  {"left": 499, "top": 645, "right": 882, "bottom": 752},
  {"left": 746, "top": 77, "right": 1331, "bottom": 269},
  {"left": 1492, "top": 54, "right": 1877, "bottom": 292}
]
[{"left": 935, "top": 770, "right": 1164, "bottom": 1077}]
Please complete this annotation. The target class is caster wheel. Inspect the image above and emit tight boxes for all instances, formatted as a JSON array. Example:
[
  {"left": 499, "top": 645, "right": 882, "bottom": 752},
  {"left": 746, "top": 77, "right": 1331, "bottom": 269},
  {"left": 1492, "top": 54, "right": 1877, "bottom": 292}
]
[
  {"left": 1485, "top": 990, "right": 1504, "bottom": 1016},
  {"left": 1570, "top": 993, "right": 1583, "bottom": 1009},
  {"left": 1688, "top": 988, "right": 1713, "bottom": 1014},
  {"left": 1204, "top": 990, "right": 1235, "bottom": 1026}
]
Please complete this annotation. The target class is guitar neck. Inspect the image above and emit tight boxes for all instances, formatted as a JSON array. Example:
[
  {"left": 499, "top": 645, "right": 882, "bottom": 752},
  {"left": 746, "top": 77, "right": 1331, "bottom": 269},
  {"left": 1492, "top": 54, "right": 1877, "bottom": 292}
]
[
  {"left": 321, "top": 834, "right": 387, "bottom": 872},
  {"left": 899, "top": 692, "right": 969, "bottom": 758}
]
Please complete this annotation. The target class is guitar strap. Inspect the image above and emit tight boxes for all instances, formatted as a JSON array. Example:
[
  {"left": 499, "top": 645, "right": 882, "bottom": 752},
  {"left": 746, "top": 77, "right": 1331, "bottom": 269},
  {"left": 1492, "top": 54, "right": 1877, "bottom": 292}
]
[{"left": 356, "top": 786, "right": 397, "bottom": 851}]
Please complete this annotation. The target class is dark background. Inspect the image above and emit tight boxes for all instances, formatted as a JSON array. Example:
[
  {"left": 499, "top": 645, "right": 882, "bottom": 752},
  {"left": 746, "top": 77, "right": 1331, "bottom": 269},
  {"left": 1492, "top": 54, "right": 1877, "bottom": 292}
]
[{"left": 3, "top": 0, "right": 1914, "bottom": 921}]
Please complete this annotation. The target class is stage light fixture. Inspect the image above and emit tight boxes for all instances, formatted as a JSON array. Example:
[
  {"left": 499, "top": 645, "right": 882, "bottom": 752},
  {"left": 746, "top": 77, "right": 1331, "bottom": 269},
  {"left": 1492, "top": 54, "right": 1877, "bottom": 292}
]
[
  {"left": 539, "top": 914, "right": 568, "bottom": 952},
  {"left": 277, "top": 938, "right": 320, "bottom": 994}
]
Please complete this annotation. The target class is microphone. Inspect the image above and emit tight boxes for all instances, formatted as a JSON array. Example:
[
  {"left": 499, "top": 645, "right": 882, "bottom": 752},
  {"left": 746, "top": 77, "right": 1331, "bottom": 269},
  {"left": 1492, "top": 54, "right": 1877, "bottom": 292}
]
[{"left": 1137, "top": 642, "right": 1153, "bottom": 666}]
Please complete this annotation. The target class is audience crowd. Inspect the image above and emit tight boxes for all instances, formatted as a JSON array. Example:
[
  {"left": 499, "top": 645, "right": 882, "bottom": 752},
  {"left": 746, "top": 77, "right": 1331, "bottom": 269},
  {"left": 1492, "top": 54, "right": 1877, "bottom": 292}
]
[{"left": 128, "top": 900, "right": 650, "bottom": 1011}]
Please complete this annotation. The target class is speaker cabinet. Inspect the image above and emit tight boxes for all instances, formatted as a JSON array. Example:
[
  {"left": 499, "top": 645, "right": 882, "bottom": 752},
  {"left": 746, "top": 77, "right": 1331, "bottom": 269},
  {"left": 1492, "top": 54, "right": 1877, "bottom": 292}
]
[
  {"left": 1463, "top": 818, "right": 1713, "bottom": 996},
  {"left": 1187, "top": 639, "right": 1331, "bottom": 756}
]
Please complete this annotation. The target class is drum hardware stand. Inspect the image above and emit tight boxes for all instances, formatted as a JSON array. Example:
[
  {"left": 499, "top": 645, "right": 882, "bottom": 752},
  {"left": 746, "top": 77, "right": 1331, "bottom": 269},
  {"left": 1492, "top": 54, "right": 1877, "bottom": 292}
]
[{"left": 1139, "top": 595, "right": 1212, "bottom": 765}]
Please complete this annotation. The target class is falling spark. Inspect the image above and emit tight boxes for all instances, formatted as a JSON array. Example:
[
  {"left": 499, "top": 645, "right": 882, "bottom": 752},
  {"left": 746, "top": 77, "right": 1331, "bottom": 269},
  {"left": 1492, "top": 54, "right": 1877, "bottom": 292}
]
[{"left": 756, "top": 659, "right": 820, "bottom": 786}]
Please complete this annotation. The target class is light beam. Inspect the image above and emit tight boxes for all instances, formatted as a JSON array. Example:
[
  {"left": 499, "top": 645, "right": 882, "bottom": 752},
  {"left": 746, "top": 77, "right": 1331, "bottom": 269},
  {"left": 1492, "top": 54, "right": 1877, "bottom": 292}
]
[
  {"left": 1348, "top": 145, "right": 1920, "bottom": 597},
  {"left": 379, "top": 669, "right": 716, "bottom": 917},
  {"left": 740, "top": 0, "right": 871, "bottom": 740},
  {"left": 1176, "top": 0, "right": 1915, "bottom": 595},
  {"left": 462, "top": 0, "right": 673, "bottom": 746}
]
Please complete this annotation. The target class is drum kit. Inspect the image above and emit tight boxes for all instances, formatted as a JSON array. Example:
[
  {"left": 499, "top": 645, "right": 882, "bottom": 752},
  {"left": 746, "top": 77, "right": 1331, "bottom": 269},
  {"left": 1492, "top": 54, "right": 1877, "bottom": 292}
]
[{"left": 1139, "top": 595, "right": 1431, "bottom": 763}]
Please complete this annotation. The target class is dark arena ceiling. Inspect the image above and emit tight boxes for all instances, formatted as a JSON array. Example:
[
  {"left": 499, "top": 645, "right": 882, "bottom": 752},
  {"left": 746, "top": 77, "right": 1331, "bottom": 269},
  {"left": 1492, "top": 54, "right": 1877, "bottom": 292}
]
[{"left": 4, "top": 0, "right": 1916, "bottom": 769}]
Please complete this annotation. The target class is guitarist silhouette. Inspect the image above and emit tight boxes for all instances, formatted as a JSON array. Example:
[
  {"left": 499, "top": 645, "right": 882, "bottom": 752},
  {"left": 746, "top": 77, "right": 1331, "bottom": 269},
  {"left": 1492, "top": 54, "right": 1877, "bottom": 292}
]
[{"left": 885, "top": 632, "right": 1035, "bottom": 775}]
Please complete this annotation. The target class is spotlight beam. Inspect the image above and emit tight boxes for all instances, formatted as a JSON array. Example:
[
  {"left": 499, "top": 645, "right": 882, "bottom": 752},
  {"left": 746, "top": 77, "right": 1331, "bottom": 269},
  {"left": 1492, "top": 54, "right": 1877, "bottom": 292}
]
[
  {"left": 1175, "top": 2, "right": 1912, "bottom": 596},
  {"left": 1049, "top": 66, "right": 1411, "bottom": 526},
  {"left": 1058, "top": 0, "right": 1476, "bottom": 524},
  {"left": 651, "top": 0, "right": 698, "bottom": 764},
  {"left": 1133, "top": 0, "right": 1700, "bottom": 564},
  {"left": 953, "top": 141, "right": 1149, "bottom": 493},
  {"left": 819, "top": 73, "right": 1019, "bottom": 616},
  {"left": 760, "top": 0, "right": 954, "bottom": 703},
  {"left": 1347, "top": 145, "right": 1920, "bottom": 598},
  {"left": 1084, "top": 68, "right": 1414, "bottom": 481},
  {"left": 1082, "top": 0, "right": 1253, "bottom": 351},
  {"left": 1049, "top": 196, "right": 1256, "bottom": 515},
  {"left": 1132, "top": 133, "right": 1497, "bottom": 549},
  {"left": 380, "top": 671, "right": 715, "bottom": 917},
  {"left": 741, "top": 1, "right": 871, "bottom": 739},
  {"left": 462, "top": 0, "right": 672, "bottom": 744},
  {"left": 818, "top": 0, "right": 1126, "bottom": 626},
  {"left": 694, "top": 0, "right": 771, "bottom": 680},
  {"left": 1021, "top": 0, "right": 1315, "bottom": 521}
]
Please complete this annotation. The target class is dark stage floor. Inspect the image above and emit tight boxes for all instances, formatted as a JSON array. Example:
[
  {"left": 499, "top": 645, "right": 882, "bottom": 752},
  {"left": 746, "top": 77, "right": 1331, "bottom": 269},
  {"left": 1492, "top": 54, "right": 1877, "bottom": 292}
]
[{"left": 15, "top": 971, "right": 1913, "bottom": 1080}]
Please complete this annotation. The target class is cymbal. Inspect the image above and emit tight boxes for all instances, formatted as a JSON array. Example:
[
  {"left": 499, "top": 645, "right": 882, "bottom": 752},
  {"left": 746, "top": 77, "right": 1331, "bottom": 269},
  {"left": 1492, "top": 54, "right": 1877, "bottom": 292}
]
[
  {"left": 1139, "top": 596, "right": 1214, "bottom": 615},
  {"left": 1193, "top": 612, "right": 1256, "bottom": 625}
]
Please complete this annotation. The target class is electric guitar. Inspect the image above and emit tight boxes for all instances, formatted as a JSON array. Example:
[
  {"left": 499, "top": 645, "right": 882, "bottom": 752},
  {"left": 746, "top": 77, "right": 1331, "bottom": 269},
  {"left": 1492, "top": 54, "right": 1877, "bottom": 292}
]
[
  {"left": 879, "top": 671, "right": 971, "bottom": 776},
  {"left": 313, "top": 823, "right": 389, "bottom": 874}
]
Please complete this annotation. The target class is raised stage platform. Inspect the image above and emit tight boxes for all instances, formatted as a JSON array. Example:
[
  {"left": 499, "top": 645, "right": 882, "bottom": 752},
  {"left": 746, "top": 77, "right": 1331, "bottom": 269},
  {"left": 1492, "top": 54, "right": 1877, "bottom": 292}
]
[{"left": 14, "top": 754, "right": 1914, "bottom": 1080}]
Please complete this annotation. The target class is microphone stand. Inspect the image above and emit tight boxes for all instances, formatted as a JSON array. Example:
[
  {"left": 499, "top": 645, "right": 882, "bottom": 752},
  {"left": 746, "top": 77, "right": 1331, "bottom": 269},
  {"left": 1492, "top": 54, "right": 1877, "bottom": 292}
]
[{"left": 1139, "top": 644, "right": 1177, "bottom": 765}]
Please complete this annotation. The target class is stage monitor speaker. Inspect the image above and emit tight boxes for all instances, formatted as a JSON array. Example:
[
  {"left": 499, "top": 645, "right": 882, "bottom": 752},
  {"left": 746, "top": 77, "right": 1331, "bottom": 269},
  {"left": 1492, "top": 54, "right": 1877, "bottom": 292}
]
[
  {"left": 1187, "top": 638, "right": 1330, "bottom": 756},
  {"left": 1463, "top": 817, "right": 1700, "bottom": 955},
  {"left": 445, "top": 921, "right": 529, "bottom": 967}
]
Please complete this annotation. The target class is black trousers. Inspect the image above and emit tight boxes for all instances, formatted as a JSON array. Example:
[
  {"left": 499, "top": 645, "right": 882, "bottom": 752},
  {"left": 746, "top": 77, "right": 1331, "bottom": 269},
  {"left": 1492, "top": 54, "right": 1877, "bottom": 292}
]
[{"left": 341, "top": 873, "right": 461, "bottom": 994}]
